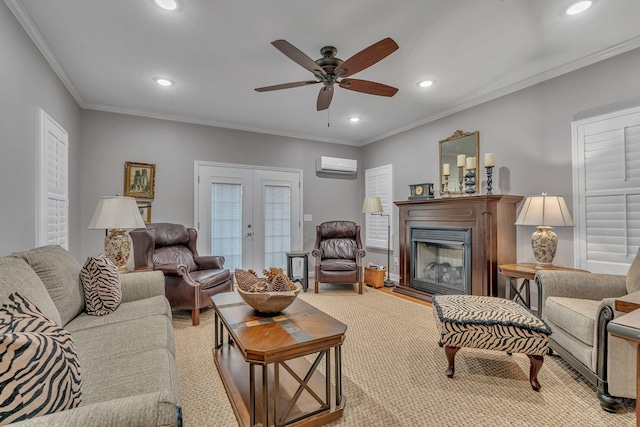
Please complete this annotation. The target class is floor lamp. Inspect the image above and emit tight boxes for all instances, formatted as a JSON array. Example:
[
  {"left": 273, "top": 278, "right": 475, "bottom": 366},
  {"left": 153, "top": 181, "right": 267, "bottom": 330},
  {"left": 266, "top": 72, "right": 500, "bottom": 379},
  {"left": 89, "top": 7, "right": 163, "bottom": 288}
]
[{"left": 362, "top": 196, "right": 394, "bottom": 287}]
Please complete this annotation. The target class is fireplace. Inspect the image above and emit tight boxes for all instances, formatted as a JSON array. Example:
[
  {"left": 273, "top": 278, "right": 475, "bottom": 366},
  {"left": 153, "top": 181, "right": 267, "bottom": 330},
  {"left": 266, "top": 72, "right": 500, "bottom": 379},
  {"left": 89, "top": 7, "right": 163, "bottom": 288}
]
[{"left": 411, "top": 227, "right": 472, "bottom": 295}]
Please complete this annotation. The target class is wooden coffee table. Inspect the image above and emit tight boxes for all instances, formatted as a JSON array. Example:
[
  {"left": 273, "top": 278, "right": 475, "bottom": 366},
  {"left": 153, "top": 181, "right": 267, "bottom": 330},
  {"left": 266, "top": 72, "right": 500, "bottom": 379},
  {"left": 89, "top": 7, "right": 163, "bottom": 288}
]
[{"left": 211, "top": 292, "right": 346, "bottom": 427}]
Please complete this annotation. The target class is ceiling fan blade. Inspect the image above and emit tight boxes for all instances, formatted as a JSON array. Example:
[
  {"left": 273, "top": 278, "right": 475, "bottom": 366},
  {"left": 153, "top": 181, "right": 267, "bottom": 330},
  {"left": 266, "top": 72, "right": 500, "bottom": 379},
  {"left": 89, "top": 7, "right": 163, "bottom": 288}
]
[
  {"left": 271, "top": 40, "right": 327, "bottom": 77},
  {"left": 255, "top": 80, "right": 320, "bottom": 92},
  {"left": 317, "top": 86, "right": 334, "bottom": 111},
  {"left": 339, "top": 79, "right": 398, "bottom": 97},
  {"left": 334, "top": 37, "right": 399, "bottom": 78}
]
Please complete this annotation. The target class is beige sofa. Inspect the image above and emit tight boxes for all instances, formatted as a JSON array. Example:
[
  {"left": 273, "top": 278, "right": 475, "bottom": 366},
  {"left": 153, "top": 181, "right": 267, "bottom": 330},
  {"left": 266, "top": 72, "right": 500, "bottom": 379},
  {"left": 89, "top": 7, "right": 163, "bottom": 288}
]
[{"left": 0, "top": 245, "right": 181, "bottom": 426}]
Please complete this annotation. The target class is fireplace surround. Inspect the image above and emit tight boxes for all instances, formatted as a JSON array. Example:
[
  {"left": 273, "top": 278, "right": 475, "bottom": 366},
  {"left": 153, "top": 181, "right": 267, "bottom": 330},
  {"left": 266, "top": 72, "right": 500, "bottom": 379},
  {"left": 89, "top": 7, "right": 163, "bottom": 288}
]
[{"left": 395, "top": 195, "right": 522, "bottom": 301}]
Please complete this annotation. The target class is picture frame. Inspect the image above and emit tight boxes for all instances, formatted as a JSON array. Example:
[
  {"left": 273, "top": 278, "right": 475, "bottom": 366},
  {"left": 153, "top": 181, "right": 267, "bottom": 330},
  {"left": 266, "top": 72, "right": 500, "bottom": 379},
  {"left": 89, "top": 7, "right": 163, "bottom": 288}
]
[
  {"left": 136, "top": 201, "right": 152, "bottom": 224},
  {"left": 124, "top": 161, "right": 155, "bottom": 199}
]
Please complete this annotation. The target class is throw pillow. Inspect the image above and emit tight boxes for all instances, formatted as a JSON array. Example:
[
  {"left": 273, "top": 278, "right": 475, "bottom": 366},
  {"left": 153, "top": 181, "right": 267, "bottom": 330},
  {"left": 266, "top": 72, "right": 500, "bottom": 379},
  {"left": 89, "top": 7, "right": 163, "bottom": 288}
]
[
  {"left": 626, "top": 248, "right": 640, "bottom": 294},
  {"left": 0, "top": 292, "right": 82, "bottom": 425},
  {"left": 80, "top": 255, "right": 122, "bottom": 316}
]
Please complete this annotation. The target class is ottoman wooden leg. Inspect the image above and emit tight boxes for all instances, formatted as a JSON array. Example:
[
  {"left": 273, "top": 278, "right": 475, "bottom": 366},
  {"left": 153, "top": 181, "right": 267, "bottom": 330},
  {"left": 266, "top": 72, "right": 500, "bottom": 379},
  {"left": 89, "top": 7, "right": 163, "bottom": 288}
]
[
  {"left": 527, "top": 354, "right": 544, "bottom": 391},
  {"left": 444, "top": 346, "right": 460, "bottom": 378}
]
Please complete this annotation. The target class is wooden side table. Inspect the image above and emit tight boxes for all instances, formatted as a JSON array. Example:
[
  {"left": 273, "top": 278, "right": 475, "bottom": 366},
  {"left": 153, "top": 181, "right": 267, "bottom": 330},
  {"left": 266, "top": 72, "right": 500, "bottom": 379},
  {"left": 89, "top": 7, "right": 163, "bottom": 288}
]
[
  {"left": 286, "top": 251, "right": 309, "bottom": 292},
  {"left": 498, "top": 263, "right": 589, "bottom": 316}
]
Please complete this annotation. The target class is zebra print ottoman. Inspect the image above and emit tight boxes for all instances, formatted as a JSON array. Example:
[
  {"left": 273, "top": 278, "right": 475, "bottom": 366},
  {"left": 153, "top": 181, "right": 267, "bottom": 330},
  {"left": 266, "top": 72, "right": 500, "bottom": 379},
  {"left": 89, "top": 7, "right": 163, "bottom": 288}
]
[{"left": 432, "top": 294, "right": 552, "bottom": 391}]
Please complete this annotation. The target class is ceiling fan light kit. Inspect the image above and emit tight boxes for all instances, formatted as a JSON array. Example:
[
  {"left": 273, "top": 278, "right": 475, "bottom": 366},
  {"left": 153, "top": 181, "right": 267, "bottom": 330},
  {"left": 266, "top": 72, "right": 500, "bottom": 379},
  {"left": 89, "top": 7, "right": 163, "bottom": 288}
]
[{"left": 255, "top": 37, "right": 399, "bottom": 111}]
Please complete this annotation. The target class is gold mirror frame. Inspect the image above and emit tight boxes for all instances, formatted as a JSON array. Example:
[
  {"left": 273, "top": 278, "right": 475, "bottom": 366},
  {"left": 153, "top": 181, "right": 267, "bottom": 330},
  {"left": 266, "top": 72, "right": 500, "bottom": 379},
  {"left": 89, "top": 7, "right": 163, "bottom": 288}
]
[{"left": 439, "top": 130, "right": 479, "bottom": 195}]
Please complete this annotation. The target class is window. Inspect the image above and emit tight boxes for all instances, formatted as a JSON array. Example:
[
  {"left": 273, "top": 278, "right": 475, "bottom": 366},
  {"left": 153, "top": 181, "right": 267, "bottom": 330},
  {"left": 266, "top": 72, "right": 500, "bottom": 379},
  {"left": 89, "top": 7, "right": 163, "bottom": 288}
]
[
  {"left": 572, "top": 105, "right": 640, "bottom": 274},
  {"left": 364, "top": 164, "right": 393, "bottom": 249},
  {"left": 37, "top": 109, "right": 69, "bottom": 249}
]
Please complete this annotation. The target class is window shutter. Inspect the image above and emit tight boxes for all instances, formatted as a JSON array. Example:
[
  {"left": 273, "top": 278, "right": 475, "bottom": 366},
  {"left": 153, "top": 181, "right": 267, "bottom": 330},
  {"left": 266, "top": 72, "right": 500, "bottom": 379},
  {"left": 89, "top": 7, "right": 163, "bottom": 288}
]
[
  {"left": 364, "top": 164, "right": 393, "bottom": 249},
  {"left": 573, "top": 106, "right": 640, "bottom": 273},
  {"left": 38, "top": 110, "right": 69, "bottom": 249}
]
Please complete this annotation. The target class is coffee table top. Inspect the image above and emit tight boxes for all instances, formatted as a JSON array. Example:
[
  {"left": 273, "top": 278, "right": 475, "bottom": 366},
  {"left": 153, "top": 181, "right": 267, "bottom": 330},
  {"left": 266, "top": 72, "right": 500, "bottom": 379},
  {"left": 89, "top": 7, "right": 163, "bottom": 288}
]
[{"left": 211, "top": 292, "right": 347, "bottom": 364}]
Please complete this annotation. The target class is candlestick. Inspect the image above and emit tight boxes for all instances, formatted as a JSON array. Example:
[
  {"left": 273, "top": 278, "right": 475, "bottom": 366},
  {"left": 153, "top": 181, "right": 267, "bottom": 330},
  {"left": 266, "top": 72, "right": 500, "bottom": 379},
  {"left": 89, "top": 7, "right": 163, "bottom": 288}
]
[
  {"left": 486, "top": 166, "right": 494, "bottom": 195},
  {"left": 442, "top": 174, "right": 450, "bottom": 198},
  {"left": 458, "top": 166, "right": 465, "bottom": 192},
  {"left": 485, "top": 153, "right": 495, "bottom": 167},
  {"left": 465, "top": 168, "right": 476, "bottom": 195}
]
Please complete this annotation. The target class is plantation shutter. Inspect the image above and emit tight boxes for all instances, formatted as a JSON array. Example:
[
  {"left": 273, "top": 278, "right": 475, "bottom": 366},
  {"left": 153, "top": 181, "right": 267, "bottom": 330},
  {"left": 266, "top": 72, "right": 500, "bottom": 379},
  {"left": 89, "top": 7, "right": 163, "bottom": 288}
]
[
  {"left": 573, "top": 106, "right": 640, "bottom": 274},
  {"left": 364, "top": 164, "right": 393, "bottom": 249},
  {"left": 38, "top": 109, "right": 69, "bottom": 249}
]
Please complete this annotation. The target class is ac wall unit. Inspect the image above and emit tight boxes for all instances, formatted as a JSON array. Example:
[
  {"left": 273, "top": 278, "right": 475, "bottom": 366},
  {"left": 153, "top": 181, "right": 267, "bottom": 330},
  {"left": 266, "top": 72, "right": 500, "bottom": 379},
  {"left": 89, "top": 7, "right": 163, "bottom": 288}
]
[{"left": 316, "top": 156, "right": 358, "bottom": 174}]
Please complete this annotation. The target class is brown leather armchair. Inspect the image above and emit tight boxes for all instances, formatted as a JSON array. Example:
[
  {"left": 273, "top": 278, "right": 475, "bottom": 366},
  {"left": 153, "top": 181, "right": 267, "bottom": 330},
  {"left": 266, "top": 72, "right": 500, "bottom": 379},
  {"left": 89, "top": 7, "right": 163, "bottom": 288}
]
[
  {"left": 312, "top": 221, "right": 365, "bottom": 294},
  {"left": 130, "top": 223, "right": 232, "bottom": 326}
]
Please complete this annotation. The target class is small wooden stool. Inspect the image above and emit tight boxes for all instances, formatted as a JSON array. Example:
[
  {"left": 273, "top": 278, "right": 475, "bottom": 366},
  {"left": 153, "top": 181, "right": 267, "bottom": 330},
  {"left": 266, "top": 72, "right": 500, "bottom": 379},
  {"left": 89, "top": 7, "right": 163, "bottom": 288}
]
[{"left": 432, "top": 295, "right": 552, "bottom": 391}]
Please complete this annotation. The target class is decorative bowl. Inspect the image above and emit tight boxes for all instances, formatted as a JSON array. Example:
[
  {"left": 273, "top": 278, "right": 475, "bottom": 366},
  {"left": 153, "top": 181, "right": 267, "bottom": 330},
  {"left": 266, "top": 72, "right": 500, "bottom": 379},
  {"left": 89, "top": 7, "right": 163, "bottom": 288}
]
[{"left": 237, "top": 283, "right": 301, "bottom": 314}]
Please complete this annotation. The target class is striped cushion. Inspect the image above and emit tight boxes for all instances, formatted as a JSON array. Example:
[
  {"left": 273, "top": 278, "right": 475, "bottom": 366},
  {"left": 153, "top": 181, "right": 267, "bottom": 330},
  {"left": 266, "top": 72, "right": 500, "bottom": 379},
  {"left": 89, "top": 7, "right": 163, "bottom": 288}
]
[
  {"left": 432, "top": 295, "right": 551, "bottom": 356},
  {"left": 80, "top": 255, "right": 122, "bottom": 316},
  {"left": 0, "top": 292, "right": 82, "bottom": 425}
]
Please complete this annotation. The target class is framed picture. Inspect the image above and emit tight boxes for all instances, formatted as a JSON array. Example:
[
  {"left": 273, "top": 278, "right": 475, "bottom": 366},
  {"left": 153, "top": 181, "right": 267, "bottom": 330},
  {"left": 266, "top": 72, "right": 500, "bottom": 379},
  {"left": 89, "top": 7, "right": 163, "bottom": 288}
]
[
  {"left": 124, "top": 161, "right": 156, "bottom": 199},
  {"left": 136, "top": 201, "right": 152, "bottom": 224}
]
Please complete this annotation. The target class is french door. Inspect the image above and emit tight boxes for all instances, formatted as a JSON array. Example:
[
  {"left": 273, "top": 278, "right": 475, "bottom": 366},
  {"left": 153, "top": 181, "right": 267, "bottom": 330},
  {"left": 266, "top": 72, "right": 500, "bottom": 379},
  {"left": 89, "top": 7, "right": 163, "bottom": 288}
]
[{"left": 195, "top": 162, "right": 302, "bottom": 272}]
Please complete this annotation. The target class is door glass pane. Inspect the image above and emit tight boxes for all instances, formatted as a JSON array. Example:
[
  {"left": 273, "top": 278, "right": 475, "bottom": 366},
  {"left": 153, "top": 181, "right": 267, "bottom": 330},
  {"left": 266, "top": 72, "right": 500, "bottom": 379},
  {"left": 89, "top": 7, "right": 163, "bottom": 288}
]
[
  {"left": 264, "top": 185, "right": 290, "bottom": 268},
  {"left": 211, "top": 183, "right": 242, "bottom": 271}
]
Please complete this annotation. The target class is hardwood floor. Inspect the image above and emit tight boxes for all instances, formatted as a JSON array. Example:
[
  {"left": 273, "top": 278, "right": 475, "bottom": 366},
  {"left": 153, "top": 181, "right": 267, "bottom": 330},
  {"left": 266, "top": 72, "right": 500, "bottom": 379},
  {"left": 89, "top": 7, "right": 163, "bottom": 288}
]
[{"left": 372, "top": 284, "right": 432, "bottom": 307}]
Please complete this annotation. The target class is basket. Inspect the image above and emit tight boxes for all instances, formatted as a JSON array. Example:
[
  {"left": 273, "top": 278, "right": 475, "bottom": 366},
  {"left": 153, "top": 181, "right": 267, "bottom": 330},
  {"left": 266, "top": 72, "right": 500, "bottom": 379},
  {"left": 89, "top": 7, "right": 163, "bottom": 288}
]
[{"left": 364, "top": 267, "right": 386, "bottom": 289}]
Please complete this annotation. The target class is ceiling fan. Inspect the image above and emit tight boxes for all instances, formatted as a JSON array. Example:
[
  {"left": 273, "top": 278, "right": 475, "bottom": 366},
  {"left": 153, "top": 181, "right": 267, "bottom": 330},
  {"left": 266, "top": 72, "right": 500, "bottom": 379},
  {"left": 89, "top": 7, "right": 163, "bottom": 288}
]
[{"left": 255, "top": 37, "right": 399, "bottom": 111}]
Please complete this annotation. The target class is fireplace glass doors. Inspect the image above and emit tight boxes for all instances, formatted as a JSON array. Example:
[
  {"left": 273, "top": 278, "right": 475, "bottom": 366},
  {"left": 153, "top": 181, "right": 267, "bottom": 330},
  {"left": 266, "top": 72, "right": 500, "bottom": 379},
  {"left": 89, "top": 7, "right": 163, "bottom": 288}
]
[{"left": 410, "top": 227, "right": 472, "bottom": 295}]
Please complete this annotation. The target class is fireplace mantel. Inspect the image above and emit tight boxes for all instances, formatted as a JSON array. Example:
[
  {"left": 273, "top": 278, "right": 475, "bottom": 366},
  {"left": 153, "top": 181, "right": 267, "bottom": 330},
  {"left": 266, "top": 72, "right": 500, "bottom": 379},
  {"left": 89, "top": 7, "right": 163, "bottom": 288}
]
[{"left": 394, "top": 194, "right": 523, "bottom": 302}]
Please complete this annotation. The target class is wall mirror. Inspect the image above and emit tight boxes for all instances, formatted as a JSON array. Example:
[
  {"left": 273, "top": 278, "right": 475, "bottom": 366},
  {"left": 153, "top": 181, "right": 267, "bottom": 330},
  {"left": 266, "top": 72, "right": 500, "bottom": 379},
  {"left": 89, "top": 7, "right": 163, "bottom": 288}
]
[{"left": 439, "top": 130, "right": 480, "bottom": 195}]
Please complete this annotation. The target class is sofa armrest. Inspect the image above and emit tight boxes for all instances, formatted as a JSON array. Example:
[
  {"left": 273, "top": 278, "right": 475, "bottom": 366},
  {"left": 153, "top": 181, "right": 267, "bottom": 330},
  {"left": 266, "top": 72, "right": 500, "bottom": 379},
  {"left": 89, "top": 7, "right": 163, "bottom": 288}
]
[
  {"left": 11, "top": 391, "right": 180, "bottom": 427},
  {"left": 194, "top": 255, "right": 224, "bottom": 270},
  {"left": 537, "top": 270, "right": 627, "bottom": 306},
  {"left": 120, "top": 270, "right": 166, "bottom": 303}
]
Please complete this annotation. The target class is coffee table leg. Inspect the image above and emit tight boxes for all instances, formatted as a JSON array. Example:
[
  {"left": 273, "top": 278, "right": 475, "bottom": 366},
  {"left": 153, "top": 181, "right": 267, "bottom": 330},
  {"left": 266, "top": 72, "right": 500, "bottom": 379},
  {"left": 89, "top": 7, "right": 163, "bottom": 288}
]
[
  {"left": 335, "top": 345, "right": 343, "bottom": 406},
  {"left": 249, "top": 364, "right": 256, "bottom": 426},
  {"left": 444, "top": 346, "right": 460, "bottom": 378},
  {"left": 262, "top": 365, "right": 269, "bottom": 427},
  {"left": 527, "top": 355, "right": 544, "bottom": 391}
]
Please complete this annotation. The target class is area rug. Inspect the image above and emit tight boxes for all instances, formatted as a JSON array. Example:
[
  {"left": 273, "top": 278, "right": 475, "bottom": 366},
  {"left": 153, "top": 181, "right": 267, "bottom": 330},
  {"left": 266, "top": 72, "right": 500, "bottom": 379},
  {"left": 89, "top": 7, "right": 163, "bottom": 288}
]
[{"left": 172, "top": 285, "right": 635, "bottom": 426}]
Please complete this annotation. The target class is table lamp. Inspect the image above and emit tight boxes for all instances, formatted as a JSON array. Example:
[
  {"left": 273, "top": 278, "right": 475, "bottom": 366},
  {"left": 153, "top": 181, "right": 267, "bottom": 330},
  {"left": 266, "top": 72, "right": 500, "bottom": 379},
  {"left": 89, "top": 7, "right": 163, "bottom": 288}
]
[
  {"left": 515, "top": 193, "right": 574, "bottom": 266},
  {"left": 362, "top": 196, "right": 394, "bottom": 287},
  {"left": 88, "top": 195, "right": 146, "bottom": 273}
]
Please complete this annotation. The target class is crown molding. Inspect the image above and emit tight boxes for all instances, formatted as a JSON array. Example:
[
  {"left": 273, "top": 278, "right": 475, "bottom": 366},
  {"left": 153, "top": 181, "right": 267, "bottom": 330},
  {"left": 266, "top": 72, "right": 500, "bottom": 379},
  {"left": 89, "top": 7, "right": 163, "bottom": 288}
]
[{"left": 6, "top": 0, "right": 85, "bottom": 106}]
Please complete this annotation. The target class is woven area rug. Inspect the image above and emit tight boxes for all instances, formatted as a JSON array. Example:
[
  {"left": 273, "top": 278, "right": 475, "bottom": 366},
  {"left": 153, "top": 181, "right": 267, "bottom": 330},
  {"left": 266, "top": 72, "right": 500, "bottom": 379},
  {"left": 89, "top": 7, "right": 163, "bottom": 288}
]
[{"left": 172, "top": 285, "right": 636, "bottom": 426}]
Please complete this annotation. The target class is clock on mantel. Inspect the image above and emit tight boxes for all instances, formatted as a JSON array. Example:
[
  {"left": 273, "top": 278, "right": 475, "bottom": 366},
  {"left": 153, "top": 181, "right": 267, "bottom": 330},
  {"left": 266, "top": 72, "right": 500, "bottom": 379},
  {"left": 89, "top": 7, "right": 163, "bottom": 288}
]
[{"left": 408, "top": 183, "right": 434, "bottom": 200}]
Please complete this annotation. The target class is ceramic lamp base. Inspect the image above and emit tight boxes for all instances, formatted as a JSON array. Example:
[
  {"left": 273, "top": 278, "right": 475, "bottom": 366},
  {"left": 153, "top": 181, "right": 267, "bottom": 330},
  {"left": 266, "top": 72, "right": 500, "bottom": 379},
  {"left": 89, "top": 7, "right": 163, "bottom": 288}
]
[
  {"left": 104, "top": 228, "right": 130, "bottom": 273},
  {"left": 531, "top": 226, "right": 557, "bottom": 266}
]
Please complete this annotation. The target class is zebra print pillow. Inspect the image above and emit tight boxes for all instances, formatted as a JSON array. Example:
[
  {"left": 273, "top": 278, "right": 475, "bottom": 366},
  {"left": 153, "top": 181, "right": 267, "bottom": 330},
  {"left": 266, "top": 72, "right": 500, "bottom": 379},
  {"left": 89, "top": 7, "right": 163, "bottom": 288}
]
[
  {"left": 0, "top": 292, "right": 82, "bottom": 425},
  {"left": 80, "top": 255, "right": 122, "bottom": 316}
]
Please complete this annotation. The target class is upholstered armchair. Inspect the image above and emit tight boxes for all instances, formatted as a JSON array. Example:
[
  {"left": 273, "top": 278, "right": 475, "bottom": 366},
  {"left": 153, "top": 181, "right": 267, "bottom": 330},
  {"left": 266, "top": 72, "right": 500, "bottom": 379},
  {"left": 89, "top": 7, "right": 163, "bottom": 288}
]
[
  {"left": 536, "top": 251, "right": 640, "bottom": 412},
  {"left": 312, "top": 221, "right": 365, "bottom": 294},
  {"left": 130, "top": 223, "right": 232, "bottom": 326}
]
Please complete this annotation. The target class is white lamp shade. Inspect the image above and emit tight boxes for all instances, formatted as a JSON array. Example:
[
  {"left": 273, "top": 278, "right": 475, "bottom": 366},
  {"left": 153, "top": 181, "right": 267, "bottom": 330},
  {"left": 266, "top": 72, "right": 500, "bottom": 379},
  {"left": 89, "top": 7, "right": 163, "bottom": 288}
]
[
  {"left": 515, "top": 194, "right": 574, "bottom": 227},
  {"left": 88, "top": 196, "right": 146, "bottom": 230},
  {"left": 362, "top": 196, "right": 383, "bottom": 214}
]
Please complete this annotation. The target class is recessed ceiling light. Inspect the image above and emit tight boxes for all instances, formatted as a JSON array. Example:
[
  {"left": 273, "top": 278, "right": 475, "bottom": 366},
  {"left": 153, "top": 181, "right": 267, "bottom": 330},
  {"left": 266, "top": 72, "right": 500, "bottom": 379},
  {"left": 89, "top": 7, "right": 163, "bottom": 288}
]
[
  {"left": 154, "top": 0, "right": 179, "bottom": 11},
  {"left": 154, "top": 77, "right": 174, "bottom": 86},
  {"left": 418, "top": 80, "right": 434, "bottom": 88},
  {"left": 565, "top": 0, "right": 593, "bottom": 15},
  {"left": 349, "top": 117, "right": 361, "bottom": 123}
]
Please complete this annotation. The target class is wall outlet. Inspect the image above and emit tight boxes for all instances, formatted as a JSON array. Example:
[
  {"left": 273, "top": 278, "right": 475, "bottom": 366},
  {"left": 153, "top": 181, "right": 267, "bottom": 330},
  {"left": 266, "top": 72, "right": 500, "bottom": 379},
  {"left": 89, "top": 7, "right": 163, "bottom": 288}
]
[{"left": 394, "top": 257, "right": 399, "bottom": 265}]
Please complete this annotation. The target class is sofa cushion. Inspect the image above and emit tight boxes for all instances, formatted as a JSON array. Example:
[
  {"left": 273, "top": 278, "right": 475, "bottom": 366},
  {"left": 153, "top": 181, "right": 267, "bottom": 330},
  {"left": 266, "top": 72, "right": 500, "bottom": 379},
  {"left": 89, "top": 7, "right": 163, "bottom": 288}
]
[
  {"left": 0, "top": 257, "right": 61, "bottom": 326},
  {"left": 64, "top": 294, "right": 171, "bottom": 333},
  {"left": 0, "top": 293, "right": 82, "bottom": 425},
  {"left": 544, "top": 296, "right": 600, "bottom": 346},
  {"left": 80, "top": 255, "right": 122, "bottom": 316},
  {"left": 11, "top": 245, "right": 84, "bottom": 326},
  {"left": 626, "top": 248, "right": 640, "bottom": 294}
]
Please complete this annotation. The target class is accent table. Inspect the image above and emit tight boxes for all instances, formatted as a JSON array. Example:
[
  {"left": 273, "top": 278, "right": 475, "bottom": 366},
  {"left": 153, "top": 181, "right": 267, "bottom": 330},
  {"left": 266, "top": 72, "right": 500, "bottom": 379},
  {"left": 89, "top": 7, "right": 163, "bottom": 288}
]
[
  {"left": 498, "top": 263, "right": 589, "bottom": 316},
  {"left": 211, "top": 292, "right": 346, "bottom": 427}
]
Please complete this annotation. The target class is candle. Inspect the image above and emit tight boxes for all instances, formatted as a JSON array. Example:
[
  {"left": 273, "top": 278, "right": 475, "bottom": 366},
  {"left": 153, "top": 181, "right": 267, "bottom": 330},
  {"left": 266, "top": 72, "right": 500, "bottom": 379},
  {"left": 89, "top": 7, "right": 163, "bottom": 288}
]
[
  {"left": 485, "top": 153, "right": 495, "bottom": 167},
  {"left": 457, "top": 154, "right": 466, "bottom": 167},
  {"left": 466, "top": 157, "right": 476, "bottom": 170},
  {"left": 443, "top": 163, "right": 450, "bottom": 176}
]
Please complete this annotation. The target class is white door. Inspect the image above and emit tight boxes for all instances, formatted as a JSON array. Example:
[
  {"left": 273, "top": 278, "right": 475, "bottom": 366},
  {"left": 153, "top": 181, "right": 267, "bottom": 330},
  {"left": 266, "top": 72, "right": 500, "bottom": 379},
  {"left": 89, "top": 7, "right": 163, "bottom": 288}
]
[{"left": 195, "top": 162, "right": 302, "bottom": 272}]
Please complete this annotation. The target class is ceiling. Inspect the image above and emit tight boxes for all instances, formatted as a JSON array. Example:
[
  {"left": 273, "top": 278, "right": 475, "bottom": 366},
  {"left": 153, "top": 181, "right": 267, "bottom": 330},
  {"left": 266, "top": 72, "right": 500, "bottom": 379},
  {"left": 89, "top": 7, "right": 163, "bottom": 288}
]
[{"left": 7, "top": 0, "right": 640, "bottom": 146}]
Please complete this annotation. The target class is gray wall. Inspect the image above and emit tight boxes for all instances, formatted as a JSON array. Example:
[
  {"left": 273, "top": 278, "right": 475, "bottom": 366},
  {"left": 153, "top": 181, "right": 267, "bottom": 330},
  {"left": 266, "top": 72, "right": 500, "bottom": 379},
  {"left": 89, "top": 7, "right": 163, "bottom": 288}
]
[
  {"left": 79, "top": 111, "right": 362, "bottom": 261},
  {"left": 0, "top": 2, "right": 82, "bottom": 257},
  {"left": 362, "top": 47, "right": 640, "bottom": 273}
]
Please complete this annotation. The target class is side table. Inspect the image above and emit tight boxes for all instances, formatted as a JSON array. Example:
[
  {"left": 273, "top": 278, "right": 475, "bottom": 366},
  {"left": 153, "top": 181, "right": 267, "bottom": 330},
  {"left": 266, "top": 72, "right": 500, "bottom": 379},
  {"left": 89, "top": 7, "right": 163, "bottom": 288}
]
[
  {"left": 286, "top": 251, "right": 309, "bottom": 292},
  {"left": 498, "top": 263, "right": 589, "bottom": 316}
]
